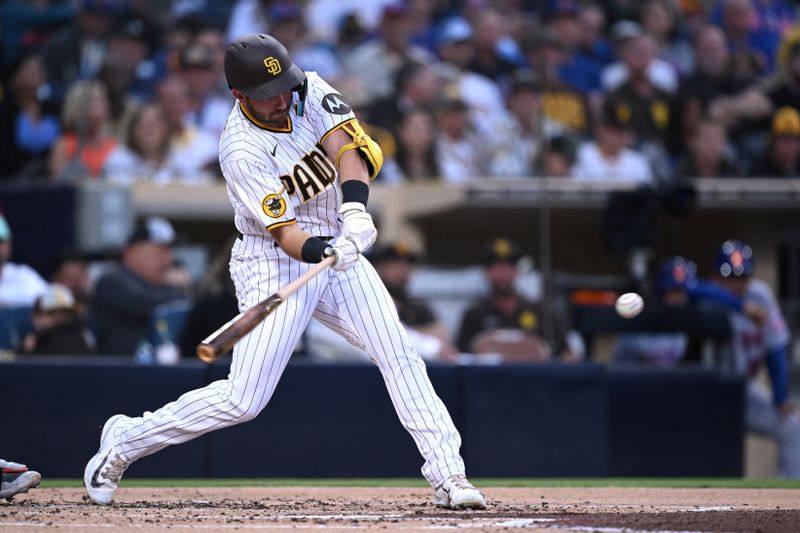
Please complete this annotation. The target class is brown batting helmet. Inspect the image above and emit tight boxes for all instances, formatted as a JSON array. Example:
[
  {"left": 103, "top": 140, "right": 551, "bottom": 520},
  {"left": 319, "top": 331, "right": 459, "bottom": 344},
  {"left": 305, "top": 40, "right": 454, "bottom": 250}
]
[{"left": 224, "top": 33, "right": 306, "bottom": 100}]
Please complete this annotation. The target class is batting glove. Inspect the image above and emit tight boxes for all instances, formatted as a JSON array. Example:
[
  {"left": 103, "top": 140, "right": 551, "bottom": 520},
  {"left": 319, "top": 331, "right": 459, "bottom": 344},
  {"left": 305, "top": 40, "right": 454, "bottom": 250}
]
[
  {"left": 339, "top": 202, "right": 377, "bottom": 253},
  {"left": 325, "top": 236, "right": 360, "bottom": 272}
]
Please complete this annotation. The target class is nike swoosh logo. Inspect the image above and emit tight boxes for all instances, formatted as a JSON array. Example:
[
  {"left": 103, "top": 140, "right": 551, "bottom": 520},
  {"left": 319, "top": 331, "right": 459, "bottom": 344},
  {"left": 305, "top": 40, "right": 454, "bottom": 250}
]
[
  {"left": 90, "top": 453, "right": 109, "bottom": 489},
  {"left": 270, "top": 145, "right": 277, "bottom": 157}
]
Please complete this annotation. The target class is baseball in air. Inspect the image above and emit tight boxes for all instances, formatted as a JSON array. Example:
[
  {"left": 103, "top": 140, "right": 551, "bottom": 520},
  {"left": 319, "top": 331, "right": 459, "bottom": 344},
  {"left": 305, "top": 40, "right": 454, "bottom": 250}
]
[{"left": 615, "top": 292, "right": 644, "bottom": 319}]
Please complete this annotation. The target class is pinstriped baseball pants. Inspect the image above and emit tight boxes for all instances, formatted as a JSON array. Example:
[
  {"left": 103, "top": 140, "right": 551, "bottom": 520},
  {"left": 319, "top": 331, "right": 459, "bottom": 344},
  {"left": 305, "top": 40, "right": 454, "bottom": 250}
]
[{"left": 111, "top": 239, "right": 466, "bottom": 487}]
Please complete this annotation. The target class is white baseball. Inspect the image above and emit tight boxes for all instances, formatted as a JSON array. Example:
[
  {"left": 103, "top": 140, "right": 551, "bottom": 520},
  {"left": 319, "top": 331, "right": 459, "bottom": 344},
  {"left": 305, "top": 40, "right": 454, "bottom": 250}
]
[{"left": 615, "top": 292, "right": 644, "bottom": 319}]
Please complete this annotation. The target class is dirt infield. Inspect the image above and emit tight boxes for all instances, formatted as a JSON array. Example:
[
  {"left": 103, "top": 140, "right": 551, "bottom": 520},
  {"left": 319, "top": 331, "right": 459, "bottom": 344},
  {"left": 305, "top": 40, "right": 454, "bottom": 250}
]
[{"left": 1, "top": 486, "right": 799, "bottom": 532}]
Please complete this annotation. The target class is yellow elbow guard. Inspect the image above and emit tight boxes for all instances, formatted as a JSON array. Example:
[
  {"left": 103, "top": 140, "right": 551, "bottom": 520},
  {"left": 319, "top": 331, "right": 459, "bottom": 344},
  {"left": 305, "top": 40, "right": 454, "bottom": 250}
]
[{"left": 334, "top": 120, "right": 384, "bottom": 179}]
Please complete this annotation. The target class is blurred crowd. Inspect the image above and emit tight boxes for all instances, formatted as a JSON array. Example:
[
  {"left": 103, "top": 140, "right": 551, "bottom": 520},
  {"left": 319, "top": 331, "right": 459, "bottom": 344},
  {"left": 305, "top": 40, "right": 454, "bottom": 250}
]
[{"left": 1, "top": 0, "right": 799, "bottom": 186}]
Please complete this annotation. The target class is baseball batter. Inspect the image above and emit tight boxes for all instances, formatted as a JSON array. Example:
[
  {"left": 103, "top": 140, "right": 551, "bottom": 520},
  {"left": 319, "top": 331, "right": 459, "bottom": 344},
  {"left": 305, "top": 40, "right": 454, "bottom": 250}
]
[{"left": 85, "top": 33, "right": 485, "bottom": 509}]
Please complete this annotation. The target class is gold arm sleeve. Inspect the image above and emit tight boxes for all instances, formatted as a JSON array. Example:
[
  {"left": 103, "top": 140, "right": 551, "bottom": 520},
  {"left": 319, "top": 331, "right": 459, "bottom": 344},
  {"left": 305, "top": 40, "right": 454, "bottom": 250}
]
[{"left": 333, "top": 119, "right": 384, "bottom": 179}]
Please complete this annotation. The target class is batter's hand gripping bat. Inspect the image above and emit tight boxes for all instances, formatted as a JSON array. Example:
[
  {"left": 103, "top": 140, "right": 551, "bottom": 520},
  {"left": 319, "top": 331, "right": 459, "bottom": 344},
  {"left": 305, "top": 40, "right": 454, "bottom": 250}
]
[{"left": 196, "top": 255, "right": 336, "bottom": 363}]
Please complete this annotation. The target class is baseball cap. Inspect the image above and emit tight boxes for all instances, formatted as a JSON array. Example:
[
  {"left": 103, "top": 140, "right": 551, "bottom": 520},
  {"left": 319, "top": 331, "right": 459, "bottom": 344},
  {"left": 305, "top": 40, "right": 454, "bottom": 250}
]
[
  {"left": 771, "top": 107, "right": 800, "bottom": 137},
  {"left": 35, "top": 284, "right": 77, "bottom": 313},
  {"left": 715, "top": 239, "right": 754, "bottom": 278},
  {"left": 610, "top": 20, "right": 644, "bottom": 43},
  {"left": 481, "top": 238, "right": 524, "bottom": 266},
  {"left": 127, "top": 217, "right": 176, "bottom": 246},
  {"left": 0, "top": 215, "right": 11, "bottom": 241},
  {"left": 180, "top": 43, "right": 214, "bottom": 70},
  {"left": 437, "top": 17, "right": 473, "bottom": 46},
  {"left": 656, "top": 256, "right": 698, "bottom": 292},
  {"left": 369, "top": 242, "right": 419, "bottom": 264}
]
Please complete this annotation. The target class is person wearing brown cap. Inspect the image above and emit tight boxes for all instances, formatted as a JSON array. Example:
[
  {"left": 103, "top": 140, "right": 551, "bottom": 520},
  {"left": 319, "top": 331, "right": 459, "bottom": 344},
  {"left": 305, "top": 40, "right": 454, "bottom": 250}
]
[
  {"left": 749, "top": 107, "right": 800, "bottom": 178},
  {"left": 456, "top": 239, "right": 566, "bottom": 361},
  {"left": 18, "top": 283, "right": 95, "bottom": 356}
]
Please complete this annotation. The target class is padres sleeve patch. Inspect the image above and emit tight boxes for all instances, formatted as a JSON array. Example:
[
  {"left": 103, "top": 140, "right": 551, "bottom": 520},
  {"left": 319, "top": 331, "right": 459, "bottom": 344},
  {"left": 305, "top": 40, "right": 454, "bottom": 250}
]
[{"left": 262, "top": 190, "right": 287, "bottom": 218}]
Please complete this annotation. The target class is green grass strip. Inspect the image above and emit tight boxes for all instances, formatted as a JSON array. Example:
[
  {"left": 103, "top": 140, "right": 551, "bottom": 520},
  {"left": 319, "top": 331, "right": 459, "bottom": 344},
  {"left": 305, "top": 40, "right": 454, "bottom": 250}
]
[{"left": 41, "top": 478, "right": 800, "bottom": 489}]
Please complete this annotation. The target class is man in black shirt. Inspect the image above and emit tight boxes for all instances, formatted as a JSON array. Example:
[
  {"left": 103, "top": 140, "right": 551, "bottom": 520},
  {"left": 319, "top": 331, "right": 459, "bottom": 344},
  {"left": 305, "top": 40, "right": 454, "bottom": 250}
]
[
  {"left": 456, "top": 239, "right": 552, "bottom": 359},
  {"left": 90, "top": 217, "right": 187, "bottom": 356}
]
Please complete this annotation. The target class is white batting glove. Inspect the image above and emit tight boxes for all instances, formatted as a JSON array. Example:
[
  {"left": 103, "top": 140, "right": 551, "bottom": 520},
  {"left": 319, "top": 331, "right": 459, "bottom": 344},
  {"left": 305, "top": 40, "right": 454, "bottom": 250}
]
[
  {"left": 325, "top": 237, "right": 360, "bottom": 272},
  {"left": 339, "top": 202, "right": 377, "bottom": 253}
]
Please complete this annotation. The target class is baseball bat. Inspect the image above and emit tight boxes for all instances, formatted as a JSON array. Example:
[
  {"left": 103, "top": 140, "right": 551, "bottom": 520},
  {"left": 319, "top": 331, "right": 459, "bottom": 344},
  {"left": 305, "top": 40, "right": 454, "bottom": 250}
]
[{"left": 196, "top": 255, "right": 336, "bottom": 363}]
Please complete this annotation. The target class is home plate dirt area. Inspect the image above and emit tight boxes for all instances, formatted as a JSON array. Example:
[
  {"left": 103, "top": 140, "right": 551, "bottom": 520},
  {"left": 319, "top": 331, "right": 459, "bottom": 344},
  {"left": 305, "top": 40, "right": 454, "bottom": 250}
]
[{"left": 2, "top": 486, "right": 799, "bottom": 532}]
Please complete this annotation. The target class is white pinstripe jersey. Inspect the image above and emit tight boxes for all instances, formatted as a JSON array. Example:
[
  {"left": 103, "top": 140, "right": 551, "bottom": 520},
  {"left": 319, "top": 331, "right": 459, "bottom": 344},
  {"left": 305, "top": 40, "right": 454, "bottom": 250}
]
[{"left": 219, "top": 72, "right": 356, "bottom": 240}]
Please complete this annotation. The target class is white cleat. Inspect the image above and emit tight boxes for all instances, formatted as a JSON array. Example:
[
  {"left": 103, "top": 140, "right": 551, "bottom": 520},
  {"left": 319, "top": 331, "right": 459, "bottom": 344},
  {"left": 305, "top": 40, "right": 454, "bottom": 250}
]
[
  {"left": 0, "top": 460, "right": 41, "bottom": 500},
  {"left": 433, "top": 474, "right": 486, "bottom": 510},
  {"left": 84, "top": 414, "right": 131, "bottom": 505}
]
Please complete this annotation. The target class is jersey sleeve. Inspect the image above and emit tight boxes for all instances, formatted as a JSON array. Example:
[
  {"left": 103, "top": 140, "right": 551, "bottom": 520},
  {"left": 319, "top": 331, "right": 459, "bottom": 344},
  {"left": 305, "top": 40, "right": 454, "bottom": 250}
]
[
  {"left": 303, "top": 72, "right": 357, "bottom": 141},
  {"left": 221, "top": 157, "right": 296, "bottom": 231},
  {"left": 748, "top": 279, "right": 791, "bottom": 352}
]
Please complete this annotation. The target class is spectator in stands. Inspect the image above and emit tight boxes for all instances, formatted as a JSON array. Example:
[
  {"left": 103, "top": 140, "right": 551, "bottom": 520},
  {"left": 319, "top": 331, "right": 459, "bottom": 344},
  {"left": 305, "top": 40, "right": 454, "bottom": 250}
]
[
  {"left": 103, "top": 102, "right": 192, "bottom": 185},
  {"left": 194, "top": 22, "right": 229, "bottom": 96},
  {"left": 573, "top": 3, "right": 615, "bottom": 88},
  {"left": 0, "top": 214, "right": 47, "bottom": 308},
  {"left": 707, "top": 28, "right": 800, "bottom": 134},
  {"left": 0, "top": 52, "right": 60, "bottom": 181},
  {"left": 434, "top": 94, "right": 486, "bottom": 183},
  {"left": 488, "top": 69, "right": 564, "bottom": 178},
  {"left": 267, "top": 3, "right": 343, "bottom": 82},
  {"left": 675, "top": 119, "right": 740, "bottom": 178},
  {"left": 457, "top": 238, "right": 573, "bottom": 361},
  {"left": 601, "top": 20, "right": 679, "bottom": 94},
  {"left": 176, "top": 42, "right": 231, "bottom": 142},
  {"left": 108, "top": 14, "right": 162, "bottom": 102},
  {"left": 465, "top": 6, "right": 520, "bottom": 86},
  {"left": 305, "top": 241, "right": 457, "bottom": 362},
  {"left": 434, "top": 16, "right": 506, "bottom": 138},
  {"left": 49, "top": 80, "right": 118, "bottom": 181},
  {"left": 344, "top": 3, "right": 436, "bottom": 104},
  {"left": 674, "top": 26, "right": 740, "bottom": 142},
  {"left": 97, "top": 55, "right": 137, "bottom": 137},
  {"left": 719, "top": 0, "right": 777, "bottom": 74},
  {"left": 49, "top": 250, "right": 91, "bottom": 309},
  {"left": 708, "top": 239, "right": 800, "bottom": 478},
  {"left": 367, "top": 61, "right": 443, "bottom": 136},
  {"left": 536, "top": 134, "right": 577, "bottom": 177},
  {"left": 394, "top": 107, "right": 440, "bottom": 181},
  {"left": 571, "top": 104, "right": 653, "bottom": 184},
  {"left": 547, "top": 0, "right": 605, "bottom": 95},
  {"left": 750, "top": 107, "right": 800, "bottom": 178},
  {"left": 521, "top": 28, "right": 592, "bottom": 136},
  {"left": 640, "top": 0, "right": 695, "bottom": 76},
  {"left": 18, "top": 283, "right": 95, "bottom": 356},
  {"left": 90, "top": 217, "right": 188, "bottom": 356},
  {"left": 603, "top": 29, "right": 675, "bottom": 149},
  {"left": 156, "top": 76, "right": 219, "bottom": 182},
  {"left": 38, "top": 0, "right": 117, "bottom": 103}
]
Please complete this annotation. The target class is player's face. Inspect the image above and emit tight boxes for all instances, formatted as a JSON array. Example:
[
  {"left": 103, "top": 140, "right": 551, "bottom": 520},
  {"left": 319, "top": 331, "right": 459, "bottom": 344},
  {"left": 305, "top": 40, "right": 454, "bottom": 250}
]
[{"left": 241, "top": 91, "right": 293, "bottom": 126}]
